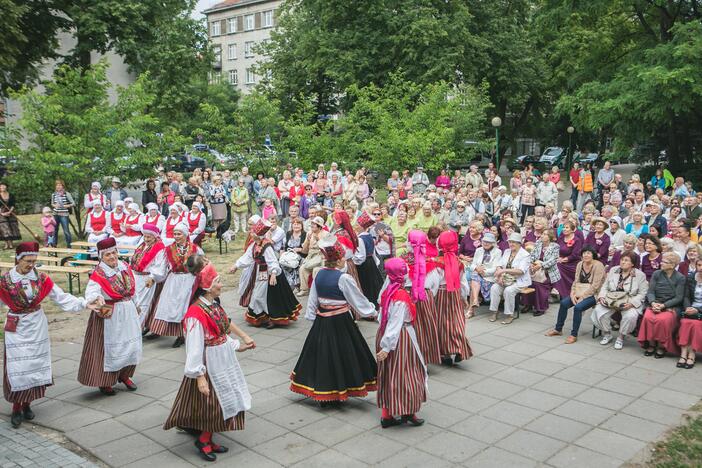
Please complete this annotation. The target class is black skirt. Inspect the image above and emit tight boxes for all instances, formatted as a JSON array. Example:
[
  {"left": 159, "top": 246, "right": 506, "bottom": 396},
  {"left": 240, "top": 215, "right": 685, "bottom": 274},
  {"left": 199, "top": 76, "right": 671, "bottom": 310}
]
[
  {"left": 290, "top": 312, "right": 377, "bottom": 401},
  {"left": 356, "top": 257, "right": 383, "bottom": 307},
  {"left": 267, "top": 272, "right": 301, "bottom": 324}
]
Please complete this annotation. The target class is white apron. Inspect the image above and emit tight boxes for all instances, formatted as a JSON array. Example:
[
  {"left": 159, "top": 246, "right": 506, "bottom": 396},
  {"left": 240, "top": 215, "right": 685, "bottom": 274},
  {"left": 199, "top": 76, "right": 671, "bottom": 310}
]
[
  {"left": 133, "top": 274, "right": 157, "bottom": 327},
  {"left": 5, "top": 309, "right": 52, "bottom": 391},
  {"left": 153, "top": 273, "right": 196, "bottom": 323},
  {"left": 102, "top": 300, "right": 143, "bottom": 372},
  {"left": 206, "top": 336, "right": 252, "bottom": 420}
]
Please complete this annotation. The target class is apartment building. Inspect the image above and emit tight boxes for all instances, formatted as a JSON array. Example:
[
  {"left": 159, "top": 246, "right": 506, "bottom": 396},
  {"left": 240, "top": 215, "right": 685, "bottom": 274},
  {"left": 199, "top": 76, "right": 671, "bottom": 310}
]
[{"left": 203, "top": 0, "right": 281, "bottom": 93}]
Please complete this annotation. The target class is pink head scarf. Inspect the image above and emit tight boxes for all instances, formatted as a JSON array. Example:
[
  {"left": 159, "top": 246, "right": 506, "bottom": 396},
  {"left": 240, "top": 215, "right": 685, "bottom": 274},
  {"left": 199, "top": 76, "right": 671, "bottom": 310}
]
[
  {"left": 407, "top": 230, "right": 428, "bottom": 302},
  {"left": 438, "top": 230, "right": 460, "bottom": 292},
  {"left": 379, "top": 257, "right": 415, "bottom": 334}
]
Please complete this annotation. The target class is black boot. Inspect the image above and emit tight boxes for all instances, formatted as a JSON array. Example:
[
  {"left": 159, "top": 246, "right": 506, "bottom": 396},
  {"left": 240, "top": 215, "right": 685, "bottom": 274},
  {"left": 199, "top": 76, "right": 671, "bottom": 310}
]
[
  {"left": 10, "top": 411, "right": 22, "bottom": 428},
  {"left": 401, "top": 414, "right": 425, "bottom": 426},
  {"left": 22, "top": 405, "right": 35, "bottom": 421},
  {"left": 172, "top": 336, "right": 185, "bottom": 348},
  {"left": 380, "top": 417, "right": 401, "bottom": 428}
]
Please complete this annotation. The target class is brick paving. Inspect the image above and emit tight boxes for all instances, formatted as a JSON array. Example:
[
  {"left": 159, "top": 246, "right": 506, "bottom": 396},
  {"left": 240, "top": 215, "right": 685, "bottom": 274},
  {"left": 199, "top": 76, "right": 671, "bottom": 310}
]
[{"left": 2, "top": 288, "right": 701, "bottom": 467}]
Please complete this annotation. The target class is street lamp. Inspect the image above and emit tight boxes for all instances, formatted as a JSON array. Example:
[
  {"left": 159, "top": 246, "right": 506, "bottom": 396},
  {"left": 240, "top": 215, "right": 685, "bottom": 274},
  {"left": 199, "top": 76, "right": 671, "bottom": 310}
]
[
  {"left": 566, "top": 126, "right": 575, "bottom": 170},
  {"left": 491, "top": 116, "right": 502, "bottom": 169}
]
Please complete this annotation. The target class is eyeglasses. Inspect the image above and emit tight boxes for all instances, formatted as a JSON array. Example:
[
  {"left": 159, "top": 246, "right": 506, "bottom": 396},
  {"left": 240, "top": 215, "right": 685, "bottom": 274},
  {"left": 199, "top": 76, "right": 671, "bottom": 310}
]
[{"left": 373, "top": 212, "right": 381, "bottom": 216}]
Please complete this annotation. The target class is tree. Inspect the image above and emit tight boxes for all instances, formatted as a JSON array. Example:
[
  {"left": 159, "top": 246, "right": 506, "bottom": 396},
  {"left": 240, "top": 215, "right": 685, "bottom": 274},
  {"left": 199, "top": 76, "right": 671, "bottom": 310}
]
[{"left": 6, "top": 61, "right": 182, "bottom": 232}]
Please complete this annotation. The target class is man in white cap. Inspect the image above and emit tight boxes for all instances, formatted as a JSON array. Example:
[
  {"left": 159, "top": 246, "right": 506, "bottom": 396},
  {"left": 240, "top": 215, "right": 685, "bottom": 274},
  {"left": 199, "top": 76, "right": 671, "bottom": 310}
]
[
  {"left": 489, "top": 232, "right": 532, "bottom": 325},
  {"left": 104, "top": 177, "right": 127, "bottom": 211},
  {"left": 297, "top": 217, "right": 327, "bottom": 296}
]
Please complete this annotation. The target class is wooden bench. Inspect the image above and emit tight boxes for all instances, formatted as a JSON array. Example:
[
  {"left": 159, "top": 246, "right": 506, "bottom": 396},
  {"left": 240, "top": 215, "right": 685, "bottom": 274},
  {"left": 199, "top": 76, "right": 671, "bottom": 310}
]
[
  {"left": 515, "top": 287, "right": 536, "bottom": 319},
  {"left": 0, "top": 262, "right": 91, "bottom": 294},
  {"left": 40, "top": 247, "right": 90, "bottom": 256},
  {"left": 71, "top": 241, "right": 137, "bottom": 251},
  {"left": 66, "top": 259, "right": 99, "bottom": 267}
]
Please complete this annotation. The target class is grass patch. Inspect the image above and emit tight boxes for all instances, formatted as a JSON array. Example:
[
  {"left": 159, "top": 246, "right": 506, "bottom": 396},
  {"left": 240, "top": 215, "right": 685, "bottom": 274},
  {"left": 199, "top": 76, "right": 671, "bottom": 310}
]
[{"left": 649, "top": 402, "right": 702, "bottom": 468}]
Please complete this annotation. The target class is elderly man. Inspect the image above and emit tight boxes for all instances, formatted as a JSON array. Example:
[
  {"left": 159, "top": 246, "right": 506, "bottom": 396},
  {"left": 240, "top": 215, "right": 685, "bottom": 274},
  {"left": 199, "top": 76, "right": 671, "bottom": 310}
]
[
  {"left": 327, "top": 162, "right": 341, "bottom": 180},
  {"left": 104, "top": 177, "right": 128, "bottom": 211},
  {"left": 411, "top": 166, "right": 430, "bottom": 193},
  {"left": 673, "top": 177, "right": 690, "bottom": 198},
  {"left": 466, "top": 165, "right": 483, "bottom": 189},
  {"left": 645, "top": 200, "right": 667, "bottom": 236},
  {"left": 240, "top": 166, "right": 255, "bottom": 214},
  {"left": 683, "top": 195, "right": 702, "bottom": 221}
]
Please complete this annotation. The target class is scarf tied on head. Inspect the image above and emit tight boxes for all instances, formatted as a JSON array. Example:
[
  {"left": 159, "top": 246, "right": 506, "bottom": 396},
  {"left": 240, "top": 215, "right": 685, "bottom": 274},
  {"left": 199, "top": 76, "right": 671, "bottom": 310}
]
[
  {"left": 438, "top": 230, "right": 461, "bottom": 292},
  {"left": 379, "top": 257, "right": 416, "bottom": 335},
  {"left": 407, "top": 230, "right": 428, "bottom": 301}
]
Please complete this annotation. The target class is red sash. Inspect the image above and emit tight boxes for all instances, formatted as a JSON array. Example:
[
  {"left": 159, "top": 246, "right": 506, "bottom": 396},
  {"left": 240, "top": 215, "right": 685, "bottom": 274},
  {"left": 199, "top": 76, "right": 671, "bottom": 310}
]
[
  {"left": 90, "top": 262, "right": 135, "bottom": 301},
  {"left": 111, "top": 213, "right": 125, "bottom": 235},
  {"left": 166, "top": 241, "right": 198, "bottom": 273},
  {"left": 124, "top": 215, "right": 141, "bottom": 237},
  {"left": 0, "top": 270, "right": 54, "bottom": 313},
  {"left": 131, "top": 241, "right": 165, "bottom": 272},
  {"left": 90, "top": 211, "right": 107, "bottom": 232}
]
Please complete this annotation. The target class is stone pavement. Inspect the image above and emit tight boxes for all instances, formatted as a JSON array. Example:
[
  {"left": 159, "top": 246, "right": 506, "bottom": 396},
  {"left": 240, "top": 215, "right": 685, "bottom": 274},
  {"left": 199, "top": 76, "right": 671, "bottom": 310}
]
[{"left": 2, "top": 286, "right": 701, "bottom": 467}]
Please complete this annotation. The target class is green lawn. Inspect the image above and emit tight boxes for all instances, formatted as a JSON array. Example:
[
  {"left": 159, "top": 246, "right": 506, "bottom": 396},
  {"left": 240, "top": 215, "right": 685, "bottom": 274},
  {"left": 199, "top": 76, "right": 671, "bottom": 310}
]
[{"left": 650, "top": 403, "right": 702, "bottom": 468}]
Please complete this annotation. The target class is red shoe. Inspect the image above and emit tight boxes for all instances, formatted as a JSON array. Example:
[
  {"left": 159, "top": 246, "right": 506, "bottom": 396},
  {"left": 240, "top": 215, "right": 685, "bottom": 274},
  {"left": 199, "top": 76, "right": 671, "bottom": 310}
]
[
  {"left": 119, "top": 378, "right": 137, "bottom": 391},
  {"left": 99, "top": 386, "right": 116, "bottom": 396}
]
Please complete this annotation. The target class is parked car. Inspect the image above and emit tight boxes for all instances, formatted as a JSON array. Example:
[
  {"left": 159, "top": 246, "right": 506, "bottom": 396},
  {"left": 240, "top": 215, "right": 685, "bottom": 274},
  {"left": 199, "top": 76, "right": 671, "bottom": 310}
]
[
  {"left": 507, "top": 154, "right": 540, "bottom": 171},
  {"left": 163, "top": 153, "right": 208, "bottom": 173},
  {"left": 574, "top": 152, "right": 600, "bottom": 167},
  {"left": 539, "top": 146, "right": 566, "bottom": 169}
]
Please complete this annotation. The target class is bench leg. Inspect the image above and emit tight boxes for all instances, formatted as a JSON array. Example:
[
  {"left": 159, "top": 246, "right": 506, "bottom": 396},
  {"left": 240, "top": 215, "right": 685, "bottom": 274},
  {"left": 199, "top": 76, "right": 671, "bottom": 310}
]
[
  {"left": 514, "top": 293, "right": 520, "bottom": 319},
  {"left": 67, "top": 273, "right": 74, "bottom": 294}
]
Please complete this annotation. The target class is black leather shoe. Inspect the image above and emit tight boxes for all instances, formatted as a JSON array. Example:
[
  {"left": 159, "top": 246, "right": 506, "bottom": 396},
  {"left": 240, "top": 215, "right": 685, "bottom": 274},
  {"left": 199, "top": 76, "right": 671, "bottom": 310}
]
[
  {"left": 141, "top": 328, "right": 149, "bottom": 337},
  {"left": 533, "top": 311, "right": 545, "bottom": 317},
  {"left": 22, "top": 406, "right": 35, "bottom": 421},
  {"left": 210, "top": 443, "right": 229, "bottom": 454},
  {"left": 380, "top": 417, "right": 401, "bottom": 428},
  {"left": 99, "top": 386, "right": 116, "bottom": 396},
  {"left": 401, "top": 415, "right": 425, "bottom": 426},
  {"left": 194, "top": 440, "right": 217, "bottom": 462},
  {"left": 440, "top": 356, "right": 453, "bottom": 366},
  {"left": 264, "top": 321, "right": 275, "bottom": 330},
  {"left": 10, "top": 411, "right": 22, "bottom": 428},
  {"left": 172, "top": 336, "right": 185, "bottom": 348},
  {"left": 454, "top": 354, "right": 463, "bottom": 364},
  {"left": 144, "top": 333, "right": 160, "bottom": 340}
]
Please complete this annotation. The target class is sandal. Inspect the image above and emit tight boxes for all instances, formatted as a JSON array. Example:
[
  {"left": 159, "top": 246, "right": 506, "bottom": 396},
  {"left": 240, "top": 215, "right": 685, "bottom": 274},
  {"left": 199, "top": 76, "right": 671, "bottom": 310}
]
[
  {"left": 677, "top": 358, "right": 687, "bottom": 368},
  {"left": 686, "top": 358, "right": 695, "bottom": 369},
  {"left": 501, "top": 316, "right": 515, "bottom": 325},
  {"left": 644, "top": 348, "right": 655, "bottom": 357},
  {"left": 654, "top": 349, "right": 666, "bottom": 359},
  {"left": 544, "top": 329, "right": 562, "bottom": 337}
]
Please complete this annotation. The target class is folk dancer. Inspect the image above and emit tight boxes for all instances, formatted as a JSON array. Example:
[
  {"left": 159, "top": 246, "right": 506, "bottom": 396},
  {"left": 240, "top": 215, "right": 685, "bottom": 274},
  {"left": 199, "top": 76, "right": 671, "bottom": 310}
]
[
  {"left": 131, "top": 223, "right": 167, "bottom": 332},
  {"left": 355, "top": 211, "right": 384, "bottom": 309}
]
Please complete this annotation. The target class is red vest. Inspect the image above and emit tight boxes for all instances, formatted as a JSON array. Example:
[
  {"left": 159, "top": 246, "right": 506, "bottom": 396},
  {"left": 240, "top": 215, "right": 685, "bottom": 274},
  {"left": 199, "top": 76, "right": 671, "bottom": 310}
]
[
  {"left": 124, "top": 215, "right": 141, "bottom": 237},
  {"left": 188, "top": 212, "right": 202, "bottom": 233},
  {"left": 86, "top": 193, "right": 104, "bottom": 214},
  {"left": 111, "top": 212, "right": 125, "bottom": 235},
  {"left": 90, "top": 210, "right": 107, "bottom": 232},
  {"left": 164, "top": 216, "right": 182, "bottom": 239}
]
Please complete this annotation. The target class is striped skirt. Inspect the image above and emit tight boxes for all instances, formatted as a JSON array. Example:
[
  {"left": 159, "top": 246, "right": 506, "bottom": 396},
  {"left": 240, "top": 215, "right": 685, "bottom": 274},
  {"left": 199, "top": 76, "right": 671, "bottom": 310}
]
[
  {"left": 413, "top": 293, "right": 441, "bottom": 365},
  {"left": 142, "top": 283, "right": 163, "bottom": 331},
  {"left": 3, "top": 350, "right": 48, "bottom": 404},
  {"left": 435, "top": 288, "right": 473, "bottom": 359},
  {"left": 164, "top": 374, "right": 245, "bottom": 433},
  {"left": 346, "top": 261, "right": 362, "bottom": 320},
  {"left": 376, "top": 328, "right": 426, "bottom": 416},
  {"left": 77, "top": 312, "right": 136, "bottom": 387},
  {"left": 148, "top": 318, "right": 184, "bottom": 337}
]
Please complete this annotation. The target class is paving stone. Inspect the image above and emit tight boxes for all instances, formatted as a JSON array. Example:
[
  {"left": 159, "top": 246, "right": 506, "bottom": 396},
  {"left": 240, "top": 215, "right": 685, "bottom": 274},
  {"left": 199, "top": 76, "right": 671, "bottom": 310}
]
[
  {"left": 575, "top": 387, "right": 635, "bottom": 411},
  {"left": 222, "top": 416, "right": 287, "bottom": 449},
  {"left": 538, "top": 349, "right": 586, "bottom": 366},
  {"left": 490, "top": 325, "right": 535, "bottom": 340},
  {"left": 531, "top": 376, "right": 588, "bottom": 398},
  {"left": 524, "top": 413, "right": 591, "bottom": 442},
  {"left": 114, "top": 402, "right": 170, "bottom": 431},
  {"left": 413, "top": 400, "right": 472, "bottom": 428},
  {"left": 547, "top": 444, "right": 624, "bottom": 468},
  {"left": 68, "top": 419, "right": 135, "bottom": 449},
  {"left": 594, "top": 375, "right": 651, "bottom": 397},
  {"left": 44, "top": 406, "right": 113, "bottom": 432},
  {"left": 508, "top": 388, "right": 567, "bottom": 412},
  {"left": 377, "top": 447, "right": 453, "bottom": 468},
  {"left": 622, "top": 399, "right": 686, "bottom": 426},
  {"left": 491, "top": 366, "right": 547, "bottom": 387},
  {"left": 576, "top": 428, "right": 647, "bottom": 460},
  {"left": 419, "top": 431, "right": 486, "bottom": 462},
  {"left": 254, "top": 432, "right": 325, "bottom": 466},
  {"left": 458, "top": 357, "right": 508, "bottom": 377},
  {"left": 551, "top": 400, "right": 615, "bottom": 426},
  {"left": 92, "top": 433, "right": 166, "bottom": 467},
  {"left": 553, "top": 366, "right": 609, "bottom": 386},
  {"left": 334, "top": 431, "right": 405, "bottom": 464},
  {"left": 615, "top": 365, "right": 669, "bottom": 385},
  {"left": 438, "top": 390, "right": 499, "bottom": 415},
  {"left": 121, "top": 450, "right": 193, "bottom": 468},
  {"left": 515, "top": 357, "right": 567, "bottom": 376},
  {"left": 57, "top": 387, "right": 154, "bottom": 416},
  {"left": 373, "top": 421, "right": 444, "bottom": 446},
  {"left": 496, "top": 429, "right": 567, "bottom": 462},
  {"left": 479, "top": 349, "right": 530, "bottom": 366},
  {"left": 467, "top": 377, "right": 525, "bottom": 400},
  {"left": 294, "top": 416, "right": 365, "bottom": 447},
  {"left": 465, "top": 447, "right": 540, "bottom": 468},
  {"left": 600, "top": 413, "right": 668, "bottom": 442},
  {"left": 260, "top": 398, "right": 326, "bottom": 430},
  {"left": 290, "top": 448, "right": 362, "bottom": 468},
  {"left": 642, "top": 386, "right": 700, "bottom": 409},
  {"left": 573, "top": 357, "right": 627, "bottom": 375},
  {"left": 480, "top": 401, "right": 542, "bottom": 427}
]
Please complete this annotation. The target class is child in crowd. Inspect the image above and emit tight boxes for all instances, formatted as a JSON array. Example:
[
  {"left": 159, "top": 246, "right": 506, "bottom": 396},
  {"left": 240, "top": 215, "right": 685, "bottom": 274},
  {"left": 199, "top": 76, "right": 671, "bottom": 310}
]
[{"left": 41, "top": 207, "right": 56, "bottom": 246}]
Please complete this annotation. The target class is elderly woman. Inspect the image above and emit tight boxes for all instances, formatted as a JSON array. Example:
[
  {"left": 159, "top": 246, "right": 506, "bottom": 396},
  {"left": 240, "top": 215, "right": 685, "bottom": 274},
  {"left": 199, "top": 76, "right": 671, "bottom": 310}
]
[
  {"left": 678, "top": 258, "right": 702, "bottom": 369},
  {"left": 459, "top": 220, "right": 483, "bottom": 261},
  {"left": 591, "top": 251, "right": 648, "bottom": 349},
  {"left": 449, "top": 201, "right": 471, "bottom": 236},
  {"left": 585, "top": 217, "right": 611, "bottom": 262},
  {"left": 545, "top": 245, "right": 605, "bottom": 343},
  {"left": 609, "top": 234, "right": 640, "bottom": 270},
  {"left": 625, "top": 211, "right": 649, "bottom": 237},
  {"left": 209, "top": 176, "right": 228, "bottom": 230},
  {"left": 489, "top": 233, "right": 531, "bottom": 325},
  {"left": 640, "top": 235, "right": 663, "bottom": 281},
  {"left": 638, "top": 252, "right": 686, "bottom": 358},
  {"left": 555, "top": 220, "right": 583, "bottom": 298},
  {"left": 678, "top": 244, "right": 702, "bottom": 276},
  {"left": 85, "top": 200, "right": 110, "bottom": 248},
  {"left": 467, "top": 232, "right": 501, "bottom": 318},
  {"left": 130, "top": 224, "right": 167, "bottom": 331},
  {"left": 607, "top": 216, "right": 625, "bottom": 250},
  {"left": 521, "top": 229, "right": 560, "bottom": 317}
]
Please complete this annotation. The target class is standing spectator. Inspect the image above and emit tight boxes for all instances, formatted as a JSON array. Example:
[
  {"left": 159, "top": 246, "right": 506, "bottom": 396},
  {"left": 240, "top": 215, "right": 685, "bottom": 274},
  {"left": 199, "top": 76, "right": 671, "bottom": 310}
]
[
  {"left": 465, "top": 165, "right": 483, "bottom": 189},
  {"left": 104, "top": 177, "right": 127, "bottom": 211},
  {"left": 576, "top": 163, "right": 594, "bottom": 212},
  {"left": 141, "top": 179, "right": 158, "bottom": 213},
  {"left": 282, "top": 219, "right": 306, "bottom": 291},
  {"left": 568, "top": 162, "right": 580, "bottom": 205},
  {"left": 83, "top": 182, "right": 106, "bottom": 214},
  {"left": 182, "top": 177, "right": 201, "bottom": 210},
  {"left": 231, "top": 177, "right": 249, "bottom": 237},
  {"left": 201, "top": 170, "right": 213, "bottom": 199},
  {"left": 510, "top": 170, "right": 523, "bottom": 194},
  {"left": 209, "top": 176, "right": 228, "bottom": 231},
  {"left": 400, "top": 169, "right": 413, "bottom": 199},
  {"left": 519, "top": 177, "right": 537, "bottom": 223},
  {"left": 435, "top": 169, "right": 451, "bottom": 190},
  {"left": 50, "top": 179, "right": 74, "bottom": 247},
  {"left": 41, "top": 207, "right": 57, "bottom": 246},
  {"left": 596, "top": 160, "right": 615, "bottom": 205},
  {"left": 240, "top": 167, "right": 255, "bottom": 215},
  {"left": 157, "top": 181, "right": 175, "bottom": 216},
  {"left": 411, "top": 166, "right": 430, "bottom": 193},
  {"left": 0, "top": 183, "right": 21, "bottom": 250},
  {"left": 327, "top": 162, "right": 341, "bottom": 180}
]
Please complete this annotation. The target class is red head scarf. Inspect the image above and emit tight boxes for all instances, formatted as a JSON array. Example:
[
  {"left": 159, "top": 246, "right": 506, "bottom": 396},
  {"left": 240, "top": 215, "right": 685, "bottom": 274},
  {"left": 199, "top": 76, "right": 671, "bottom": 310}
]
[
  {"left": 332, "top": 210, "right": 358, "bottom": 249},
  {"left": 407, "top": 230, "right": 428, "bottom": 301},
  {"left": 438, "top": 230, "right": 460, "bottom": 292},
  {"left": 379, "top": 258, "right": 416, "bottom": 335}
]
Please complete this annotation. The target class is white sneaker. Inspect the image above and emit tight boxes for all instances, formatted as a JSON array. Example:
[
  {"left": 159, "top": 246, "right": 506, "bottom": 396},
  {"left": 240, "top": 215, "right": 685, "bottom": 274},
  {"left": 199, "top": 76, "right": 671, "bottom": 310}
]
[
  {"left": 614, "top": 337, "right": 624, "bottom": 350},
  {"left": 599, "top": 334, "right": 614, "bottom": 345}
]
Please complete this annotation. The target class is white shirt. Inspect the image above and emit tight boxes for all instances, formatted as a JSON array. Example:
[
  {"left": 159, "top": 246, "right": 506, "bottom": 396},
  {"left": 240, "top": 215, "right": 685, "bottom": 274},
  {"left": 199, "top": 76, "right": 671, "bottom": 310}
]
[{"left": 305, "top": 272, "right": 376, "bottom": 321}]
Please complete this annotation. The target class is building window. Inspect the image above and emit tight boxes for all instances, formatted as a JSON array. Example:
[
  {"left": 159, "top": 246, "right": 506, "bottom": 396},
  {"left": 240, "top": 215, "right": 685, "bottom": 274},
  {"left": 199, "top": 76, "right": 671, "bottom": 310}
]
[
  {"left": 263, "top": 10, "right": 274, "bottom": 28},
  {"left": 228, "top": 44, "right": 237, "bottom": 60},
  {"left": 227, "top": 17, "right": 237, "bottom": 33},
  {"left": 213, "top": 46, "right": 222, "bottom": 63},
  {"left": 211, "top": 71, "right": 222, "bottom": 84},
  {"left": 244, "top": 41, "right": 255, "bottom": 58},
  {"left": 229, "top": 69, "right": 238, "bottom": 85},
  {"left": 211, "top": 21, "right": 221, "bottom": 36},
  {"left": 245, "top": 68, "right": 256, "bottom": 84},
  {"left": 245, "top": 14, "right": 255, "bottom": 30}
]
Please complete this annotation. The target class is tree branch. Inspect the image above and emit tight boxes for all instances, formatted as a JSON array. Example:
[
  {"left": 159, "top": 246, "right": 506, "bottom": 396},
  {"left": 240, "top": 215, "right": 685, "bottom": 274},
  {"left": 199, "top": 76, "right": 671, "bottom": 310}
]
[{"left": 633, "top": 4, "right": 659, "bottom": 41}]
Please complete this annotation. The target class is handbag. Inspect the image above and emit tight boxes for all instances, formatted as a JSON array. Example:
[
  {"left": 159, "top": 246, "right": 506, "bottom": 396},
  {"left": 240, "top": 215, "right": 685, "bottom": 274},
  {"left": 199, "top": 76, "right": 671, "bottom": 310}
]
[
  {"left": 502, "top": 273, "right": 516, "bottom": 286},
  {"left": 573, "top": 282, "right": 591, "bottom": 298},
  {"left": 531, "top": 267, "right": 547, "bottom": 283},
  {"left": 279, "top": 250, "right": 301, "bottom": 269},
  {"left": 603, "top": 291, "right": 629, "bottom": 310}
]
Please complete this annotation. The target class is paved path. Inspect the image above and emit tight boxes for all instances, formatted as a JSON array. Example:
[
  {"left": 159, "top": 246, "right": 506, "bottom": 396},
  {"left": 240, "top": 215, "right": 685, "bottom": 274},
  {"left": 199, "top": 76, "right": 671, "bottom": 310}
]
[{"left": 1, "top": 286, "right": 700, "bottom": 467}]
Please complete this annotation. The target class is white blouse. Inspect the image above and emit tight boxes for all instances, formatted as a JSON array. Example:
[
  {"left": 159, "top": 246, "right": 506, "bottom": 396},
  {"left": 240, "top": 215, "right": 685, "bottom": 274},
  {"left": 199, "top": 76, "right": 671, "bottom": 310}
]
[
  {"left": 8, "top": 268, "right": 86, "bottom": 311},
  {"left": 305, "top": 272, "right": 376, "bottom": 321},
  {"left": 235, "top": 242, "right": 282, "bottom": 277},
  {"left": 378, "top": 301, "right": 411, "bottom": 353}
]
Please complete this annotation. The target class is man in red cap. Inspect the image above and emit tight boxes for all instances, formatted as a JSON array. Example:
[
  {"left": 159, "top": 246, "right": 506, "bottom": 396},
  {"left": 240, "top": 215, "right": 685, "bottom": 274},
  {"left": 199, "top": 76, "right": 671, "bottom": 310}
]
[
  {"left": 0, "top": 242, "right": 102, "bottom": 427},
  {"left": 77, "top": 237, "right": 143, "bottom": 395}
]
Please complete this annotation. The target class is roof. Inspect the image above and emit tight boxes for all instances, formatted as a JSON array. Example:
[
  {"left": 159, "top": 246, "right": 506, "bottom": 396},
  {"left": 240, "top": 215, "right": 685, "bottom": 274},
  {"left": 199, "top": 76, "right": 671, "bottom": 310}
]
[{"left": 203, "top": 0, "right": 274, "bottom": 14}]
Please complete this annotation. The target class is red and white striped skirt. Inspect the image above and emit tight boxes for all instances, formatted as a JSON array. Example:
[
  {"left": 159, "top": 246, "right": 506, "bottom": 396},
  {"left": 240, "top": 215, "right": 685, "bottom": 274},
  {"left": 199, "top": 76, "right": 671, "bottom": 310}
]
[
  {"left": 77, "top": 312, "right": 136, "bottom": 387},
  {"left": 413, "top": 292, "right": 441, "bottom": 365},
  {"left": 435, "top": 288, "right": 473, "bottom": 359},
  {"left": 148, "top": 318, "right": 184, "bottom": 337},
  {"left": 164, "top": 374, "right": 246, "bottom": 433},
  {"left": 3, "top": 350, "right": 48, "bottom": 404},
  {"left": 376, "top": 327, "right": 426, "bottom": 416}
]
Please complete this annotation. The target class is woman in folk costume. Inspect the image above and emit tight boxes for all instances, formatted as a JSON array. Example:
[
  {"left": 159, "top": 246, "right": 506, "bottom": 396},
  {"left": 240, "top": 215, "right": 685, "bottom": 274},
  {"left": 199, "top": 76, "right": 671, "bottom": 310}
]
[
  {"left": 77, "top": 238, "right": 143, "bottom": 396},
  {"left": 149, "top": 221, "right": 203, "bottom": 347},
  {"left": 120, "top": 202, "right": 144, "bottom": 247},
  {"left": 1, "top": 243, "right": 100, "bottom": 428},
  {"left": 242, "top": 214, "right": 261, "bottom": 252},
  {"left": 143, "top": 202, "right": 166, "bottom": 234},
  {"left": 376, "top": 258, "right": 428, "bottom": 428},
  {"left": 164, "top": 264, "right": 254, "bottom": 462},
  {"left": 85, "top": 199, "right": 111, "bottom": 244},
  {"left": 231, "top": 219, "right": 301, "bottom": 328},
  {"left": 187, "top": 202, "right": 207, "bottom": 246},
  {"left": 429, "top": 230, "right": 473, "bottom": 365},
  {"left": 290, "top": 235, "right": 378, "bottom": 405},
  {"left": 400, "top": 230, "right": 441, "bottom": 364},
  {"left": 130, "top": 223, "right": 167, "bottom": 332},
  {"left": 354, "top": 211, "right": 384, "bottom": 308},
  {"left": 162, "top": 205, "right": 184, "bottom": 241},
  {"left": 109, "top": 200, "right": 127, "bottom": 242},
  {"left": 331, "top": 210, "right": 363, "bottom": 286}
]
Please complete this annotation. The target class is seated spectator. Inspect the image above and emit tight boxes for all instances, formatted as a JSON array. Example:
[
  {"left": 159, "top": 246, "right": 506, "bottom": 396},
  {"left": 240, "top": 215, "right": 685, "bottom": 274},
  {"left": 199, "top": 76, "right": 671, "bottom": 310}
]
[
  {"left": 545, "top": 245, "right": 605, "bottom": 343},
  {"left": 591, "top": 251, "right": 648, "bottom": 349},
  {"left": 489, "top": 233, "right": 531, "bottom": 325},
  {"left": 609, "top": 234, "right": 640, "bottom": 270},
  {"left": 678, "top": 244, "right": 701, "bottom": 276},
  {"left": 678, "top": 258, "right": 702, "bottom": 369},
  {"left": 625, "top": 211, "right": 649, "bottom": 237},
  {"left": 640, "top": 235, "right": 662, "bottom": 280},
  {"left": 521, "top": 229, "right": 560, "bottom": 317},
  {"left": 467, "top": 233, "right": 501, "bottom": 318},
  {"left": 638, "top": 252, "right": 686, "bottom": 358}
]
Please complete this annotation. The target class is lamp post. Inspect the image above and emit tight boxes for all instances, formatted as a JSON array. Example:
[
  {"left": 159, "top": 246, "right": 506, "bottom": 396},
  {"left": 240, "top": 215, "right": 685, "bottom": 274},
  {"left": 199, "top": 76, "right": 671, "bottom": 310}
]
[
  {"left": 491, "top": 116, "right": 502, "bottom": 170},
  {"left": 566, "top": 126, "right": 575, "bottom": 170}
]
